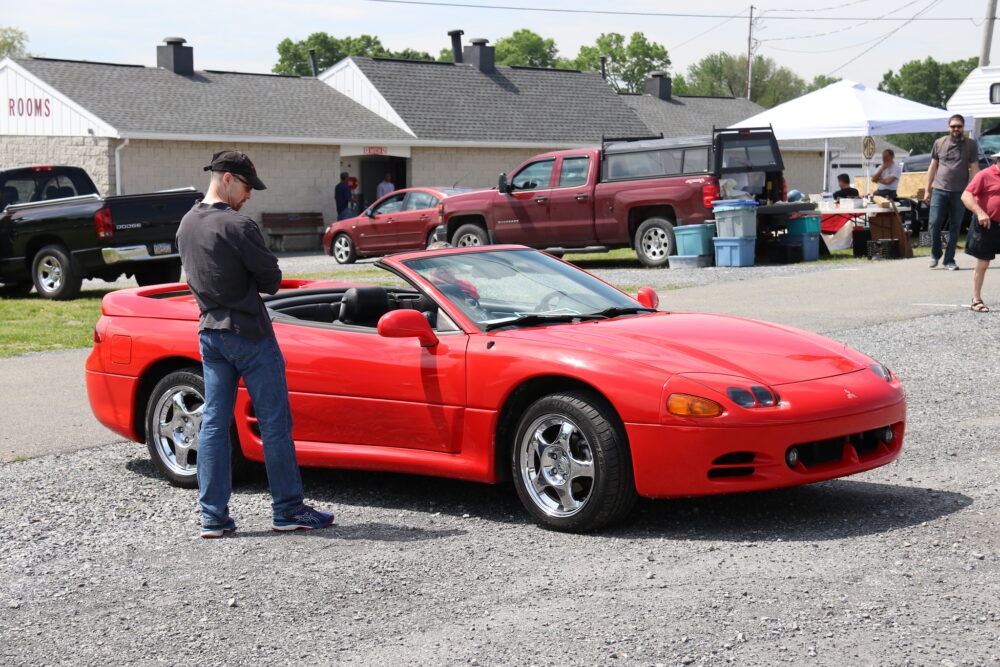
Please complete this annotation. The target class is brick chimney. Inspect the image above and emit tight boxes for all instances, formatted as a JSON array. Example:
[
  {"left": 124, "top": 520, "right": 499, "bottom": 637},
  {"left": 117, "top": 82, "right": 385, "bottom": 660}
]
[
  {"left": 463, "top": 38, "right": 495, "bottom": 74},
  {"left": 645, "top": 71, "right": 672, "bottom": 101},
  {"left": 157, "top": 37, "right": 193, "bottom": 76}
]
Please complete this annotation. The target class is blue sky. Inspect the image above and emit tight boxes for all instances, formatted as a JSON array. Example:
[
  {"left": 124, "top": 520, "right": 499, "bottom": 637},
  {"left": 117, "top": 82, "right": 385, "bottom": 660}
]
[{"left": 6, "top": 0, "right": 996, "bottom": 88}]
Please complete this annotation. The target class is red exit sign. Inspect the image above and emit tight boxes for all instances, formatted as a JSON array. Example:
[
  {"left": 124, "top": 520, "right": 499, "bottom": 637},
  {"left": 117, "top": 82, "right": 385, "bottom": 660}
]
[{"left": 363, "top": 146, "right": 387, "bottom": 155}]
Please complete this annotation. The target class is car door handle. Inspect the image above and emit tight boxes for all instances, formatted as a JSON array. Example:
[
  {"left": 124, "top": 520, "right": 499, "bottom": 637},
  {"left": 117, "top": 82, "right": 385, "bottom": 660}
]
[
  {"left": 574, "top": 194, "right": 589, "bottom": 201},
  {"left": 534, "top": 197, "right": 548, "bottom": 204}
]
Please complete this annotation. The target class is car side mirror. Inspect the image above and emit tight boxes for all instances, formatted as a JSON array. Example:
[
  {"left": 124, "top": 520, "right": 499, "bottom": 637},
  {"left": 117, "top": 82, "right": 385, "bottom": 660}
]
[
  {"left": 498, "top": 173, "right": 511, "bottom": 194},
  {"left": 365, "top": 208, "right": 374, "bottom": 218},
  {"left": 377, "top": 309, "right": 439, "bottom": 347},
  {"left": 637, "top": 286, "right": 659, "bottom": 310}
]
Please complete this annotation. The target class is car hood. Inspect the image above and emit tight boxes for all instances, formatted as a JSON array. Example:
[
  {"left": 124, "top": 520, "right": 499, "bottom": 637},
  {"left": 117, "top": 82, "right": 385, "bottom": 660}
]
[{"left": 497, "top": 312, "right": 867, "bottom": 385}]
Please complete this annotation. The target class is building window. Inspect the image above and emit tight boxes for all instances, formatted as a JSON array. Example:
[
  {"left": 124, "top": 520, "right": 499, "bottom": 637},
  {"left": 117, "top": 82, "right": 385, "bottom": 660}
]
[{"left": 991, "top": 83, "right": 1000, "bottom": 104}]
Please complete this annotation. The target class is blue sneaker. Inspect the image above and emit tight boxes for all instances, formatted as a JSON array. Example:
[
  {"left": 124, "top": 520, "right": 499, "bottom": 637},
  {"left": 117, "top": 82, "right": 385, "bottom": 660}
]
[
  {"left": 272, "top": 505, "right": 335, "bottom": 532},
  {"left": 201, "top": 516, "right": 236, "bottom": 539}
]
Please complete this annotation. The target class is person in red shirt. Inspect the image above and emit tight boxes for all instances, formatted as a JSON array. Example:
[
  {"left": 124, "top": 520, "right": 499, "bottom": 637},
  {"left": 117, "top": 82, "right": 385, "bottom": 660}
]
[{"left": 960, "top": 152, "right": 1000, "bottom": 312}]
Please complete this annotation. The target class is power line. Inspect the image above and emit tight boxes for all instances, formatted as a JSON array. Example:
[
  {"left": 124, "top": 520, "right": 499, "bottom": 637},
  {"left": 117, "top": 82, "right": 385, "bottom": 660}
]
[
  {"left": 827, "top": 0, "right": 943, "bottom": 74},
  {"left": 758, "top": 0, "right": 922, "bottom": 43},
  {"left": 367, "top": 0, "right": 989, "bottom": 21}
]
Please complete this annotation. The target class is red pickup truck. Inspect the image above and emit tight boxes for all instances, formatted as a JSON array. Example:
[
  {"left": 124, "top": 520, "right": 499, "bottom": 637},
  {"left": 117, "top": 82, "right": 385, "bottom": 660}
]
[{"left": 438, "top": 128, "right": 786, "bottom": 267}]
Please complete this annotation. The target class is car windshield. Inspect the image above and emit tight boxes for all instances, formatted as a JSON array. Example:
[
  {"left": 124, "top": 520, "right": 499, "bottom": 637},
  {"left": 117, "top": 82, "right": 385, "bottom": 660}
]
[{"left": 402, "top": 249, "right": 646, "bottom": 331}]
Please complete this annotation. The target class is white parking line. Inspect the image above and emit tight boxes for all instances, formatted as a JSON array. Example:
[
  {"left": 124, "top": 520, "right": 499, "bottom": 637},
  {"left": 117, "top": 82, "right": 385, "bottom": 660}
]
[{"left": 911, "top": 303, "right": 966, "bottom": 307}]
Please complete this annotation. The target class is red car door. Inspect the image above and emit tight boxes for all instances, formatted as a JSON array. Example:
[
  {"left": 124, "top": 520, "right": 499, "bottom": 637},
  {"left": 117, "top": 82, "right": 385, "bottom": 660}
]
[
  {"left": 274, "top": 321, "right": 469, "bottom": 453},
  {"left": 543, "top": 154, "right": 596, "bottom": 244},
  {"left": 356, "top": 192, "right": 406, "bottom": 253},
  {"left": 393, "top": 190, "right": 440, "bottom": 250},
  {"left": 491, "top": 158, "right": 554, "bottom": 244}
]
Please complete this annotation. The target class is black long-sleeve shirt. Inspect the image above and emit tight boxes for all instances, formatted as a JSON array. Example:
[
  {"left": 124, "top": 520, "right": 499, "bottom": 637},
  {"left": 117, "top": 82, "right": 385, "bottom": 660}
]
[{"left": 176, "top": 201, "right": 281, "bottom": 340}]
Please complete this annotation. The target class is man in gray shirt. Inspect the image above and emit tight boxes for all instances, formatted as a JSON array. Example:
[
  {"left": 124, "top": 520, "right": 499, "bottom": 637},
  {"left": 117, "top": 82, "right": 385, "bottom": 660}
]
[
  {"left": 176, "top": 150, "right": 334, "bottom": 538},
  {"left": 925, "top": 114, "right": 980, "bottom": 270}
]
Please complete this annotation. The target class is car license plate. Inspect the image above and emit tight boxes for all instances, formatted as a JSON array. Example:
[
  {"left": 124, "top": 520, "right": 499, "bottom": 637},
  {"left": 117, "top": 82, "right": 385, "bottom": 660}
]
[{"left": 153, "top": 242, "right": 172, "bottom": 255}]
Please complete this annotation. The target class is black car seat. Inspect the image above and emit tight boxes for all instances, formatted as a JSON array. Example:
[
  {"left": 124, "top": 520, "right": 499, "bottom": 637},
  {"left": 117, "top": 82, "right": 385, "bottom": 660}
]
[
  {"left": 338, "top": 285, "right": 391, "bottom": 327},
  {"left": 1, "top": 186, "right": 19, "bottom": 208},
  {"left": 392, "top": 291, "right": 438, "bottom": 327}
]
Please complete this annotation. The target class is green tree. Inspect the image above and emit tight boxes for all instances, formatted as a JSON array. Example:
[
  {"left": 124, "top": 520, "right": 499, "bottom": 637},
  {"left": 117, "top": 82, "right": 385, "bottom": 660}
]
[
  {"left": 879, "top": 56, "right": 978, "bottom": 154},
  {"left": 273, "top": 33, "right": 434, "bottom": 76},
  {"left": 879, "top": 56, "right": 977, "bottom": 108},
  {"left": 0, "top": 27, "right": 29, "bottom": 58},
  {"left": 677, "top": 52, "right": 804, "bottom": 108},
  {"left": 573, "top": 32, "right": 670, "bottom": 93},
  {"left": 494, "top": 29, "right": 559, "bottom": 68},
  {"left": 807, "top": 74, "right": 840, "bottom": 92}
]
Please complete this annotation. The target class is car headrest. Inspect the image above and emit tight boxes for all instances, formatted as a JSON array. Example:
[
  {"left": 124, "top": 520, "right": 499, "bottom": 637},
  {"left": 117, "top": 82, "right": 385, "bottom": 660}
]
[
  {"left": 1, "top": 186, "right": 19, "bottom": 207},
  {"left": 45, "top": 186, "right": 59, "bottom": 199},
  {"left": 56, "top": 187, "right": 75, "bottom": 199},
  {"left": 339, "top": 285, "right": 391, "bottom": 326}
]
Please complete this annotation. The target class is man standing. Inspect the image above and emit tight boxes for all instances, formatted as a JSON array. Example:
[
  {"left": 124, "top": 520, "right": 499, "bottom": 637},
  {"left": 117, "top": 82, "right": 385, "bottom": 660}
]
[
  {"left": 176, "top": 150, "right": 334, "bottom": 538},
  {"left": 871, "top": 149, "right": 901, "bottom": 200},
  {"left": 926, "top": 114, "right": 979, "bottom": 271},
  {"left": 376, "top": 172, "right": 395, "bottom": 200},
  {"left": 960, "top": 151, "right": 1000, "bottom": 313},
  {"left": 335, "top": 171, "right": 355, "bottom": 220}
]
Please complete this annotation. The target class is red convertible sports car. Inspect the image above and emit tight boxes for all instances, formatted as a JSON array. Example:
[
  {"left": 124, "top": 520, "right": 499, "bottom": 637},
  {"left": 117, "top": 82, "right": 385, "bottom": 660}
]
[
  {"left": 86, "top": 246, "right": 905, "bottom": 532},
  {"left": 322, "top": 186, "right": 472, "bottom": 264}
]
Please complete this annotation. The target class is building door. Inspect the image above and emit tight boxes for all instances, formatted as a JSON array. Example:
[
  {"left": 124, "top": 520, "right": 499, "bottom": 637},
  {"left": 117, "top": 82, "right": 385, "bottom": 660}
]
[{"left": 359, "top": 156, "right": 408, "bottom": 209}]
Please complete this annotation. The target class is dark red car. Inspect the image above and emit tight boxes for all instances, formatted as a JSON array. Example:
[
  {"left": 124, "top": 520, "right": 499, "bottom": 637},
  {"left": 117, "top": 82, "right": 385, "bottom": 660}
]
[{"left": 323, "top": 186, "right": 474, "bottom": 263}]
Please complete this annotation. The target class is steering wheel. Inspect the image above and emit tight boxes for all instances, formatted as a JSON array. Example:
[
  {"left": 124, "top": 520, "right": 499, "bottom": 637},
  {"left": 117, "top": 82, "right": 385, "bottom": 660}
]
[{"left": 535, "top": 291, "right": 566, "bottom": 312}]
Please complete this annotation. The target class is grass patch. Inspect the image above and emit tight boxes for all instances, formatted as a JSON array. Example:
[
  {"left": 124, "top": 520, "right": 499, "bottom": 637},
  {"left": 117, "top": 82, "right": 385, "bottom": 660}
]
[
  {"left": 563, "top": 248, "right": 643, "bottom": 269},
  {"left": 0, "top": 292, "right": 107, "bottom": 358},
  {"left": 285, "top": 269, "right": 406, "bottom": 286}
]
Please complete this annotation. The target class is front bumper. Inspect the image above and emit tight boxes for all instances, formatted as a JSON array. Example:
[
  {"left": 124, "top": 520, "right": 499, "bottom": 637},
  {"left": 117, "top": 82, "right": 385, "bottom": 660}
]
[{"left": 628, "top": 371, "right": 906, "bottom": 498}]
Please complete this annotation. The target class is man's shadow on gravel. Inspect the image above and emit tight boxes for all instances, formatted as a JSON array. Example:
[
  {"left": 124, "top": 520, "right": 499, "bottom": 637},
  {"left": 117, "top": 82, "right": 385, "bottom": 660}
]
[{"left": 126, "top": 459, "right": 971, "bottom": 540}]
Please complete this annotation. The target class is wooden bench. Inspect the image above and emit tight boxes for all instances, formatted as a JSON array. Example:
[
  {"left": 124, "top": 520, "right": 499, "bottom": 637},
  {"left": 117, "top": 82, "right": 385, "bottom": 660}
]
[{"left": 261, "top": 212, "right": 325, "bottom": 252}]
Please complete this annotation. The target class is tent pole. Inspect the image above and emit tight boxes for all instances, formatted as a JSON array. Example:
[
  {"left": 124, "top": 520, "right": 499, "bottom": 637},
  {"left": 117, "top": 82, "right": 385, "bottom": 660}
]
[{"left": 822, "top": 138, "right": 830, "bottom": 192}]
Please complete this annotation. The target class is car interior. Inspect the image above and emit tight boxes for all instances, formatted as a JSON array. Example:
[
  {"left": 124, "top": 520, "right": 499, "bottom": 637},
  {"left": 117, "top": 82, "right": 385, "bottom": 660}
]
[{"left": 263, "top": 285, "right": 459, "bottom": 332}]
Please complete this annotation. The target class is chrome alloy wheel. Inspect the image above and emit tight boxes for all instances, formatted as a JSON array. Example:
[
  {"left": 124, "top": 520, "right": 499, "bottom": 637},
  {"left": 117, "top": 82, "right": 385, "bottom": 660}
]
[
  {"left": 639, "top": 226, "right": 670, "bottom": 261},
  {"left": 455, "top": 232, "right": 483, "bottom": 247},
  {"left": 518, "top": 413, "right": 596, "bottom": 517},
  {"left": 151, "top": 385, "right": 204, "bottom": 477},
  {"left": 333, "top": 235, "right": 354, "bottom": 263},
  {"left": 36, "top": 254, "right": 65, "bottom": 294}
]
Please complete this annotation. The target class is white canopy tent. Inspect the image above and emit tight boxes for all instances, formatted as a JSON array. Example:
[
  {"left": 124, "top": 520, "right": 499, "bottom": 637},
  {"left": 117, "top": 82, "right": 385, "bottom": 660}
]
[{"left": 732, "top": 79, "right": 970, "bottom": 191}]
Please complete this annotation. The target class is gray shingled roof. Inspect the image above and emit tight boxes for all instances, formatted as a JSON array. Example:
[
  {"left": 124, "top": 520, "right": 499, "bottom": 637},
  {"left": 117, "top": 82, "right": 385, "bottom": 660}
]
[
  {"left": 17, "top": 57, "right": 412, "bottom": 140},
  {"left": 621, "top": 93, "right": 765, "bottom": 138},
  {"left": 350, "top": 57, "right": 651, "bottom": 143}
]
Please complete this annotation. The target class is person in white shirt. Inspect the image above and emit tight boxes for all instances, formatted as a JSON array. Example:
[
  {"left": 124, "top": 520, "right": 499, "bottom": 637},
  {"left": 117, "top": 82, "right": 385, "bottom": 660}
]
[
  {"left": 376, "top": 172, "right": 395, "bottom": 200},
  {"left": 871, "top": 149, "right": 901, "bottom": 200}
]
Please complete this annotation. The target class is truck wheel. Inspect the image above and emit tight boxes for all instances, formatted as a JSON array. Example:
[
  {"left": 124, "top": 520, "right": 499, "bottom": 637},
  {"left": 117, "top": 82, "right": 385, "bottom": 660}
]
[
  {"left": 634, "top": 217, "right": 676, "bottom": 268},
  {"left": 31, "top": 245, "right": 82, "bottom": 300},
  {"left": 453, "top": 223, "right": 488, "bottom": 247},
  {"left": 145, "top": 368, "right": 254, "bottom": 488},
  {"left": 134, "top": 260, "right": 182, "bottom": 287},
  {"left": 332, "top": 234, "right": 357, "bottom": 264},
  {"left": 511, "top": 390, "right": 637, "bottom": 532}
]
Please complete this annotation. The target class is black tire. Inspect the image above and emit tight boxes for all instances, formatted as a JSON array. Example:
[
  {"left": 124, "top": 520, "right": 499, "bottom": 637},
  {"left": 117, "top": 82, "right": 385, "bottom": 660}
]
[
  {"left": 0, "top": 280, "right": 33, "bottom": 297},
  {"left": 31, "top": 244, "right": 81, "bottom": 300},
  {"left": 511, "top": 390, "right": 637, "bottom": 532},
  {"left": 453, "top": 223, "right": 489, "bottom": 247},
  {"left": 145, "top": 368, "right": 252, "bottom": 488},
  {"left": 134, "top": 260, "right": 182, "bottom": 287},
  {"left": 634, "top": 217, "right": 676, "bottom": 268},
  {"left": 332, "top": 233, "right": 357, "bottom": 264}
]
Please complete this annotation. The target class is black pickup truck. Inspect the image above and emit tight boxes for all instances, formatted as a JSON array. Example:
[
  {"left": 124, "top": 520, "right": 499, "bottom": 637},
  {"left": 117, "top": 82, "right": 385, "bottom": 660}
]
[{"left": 0, "top": 166, "right": 200, "bottom": 299}]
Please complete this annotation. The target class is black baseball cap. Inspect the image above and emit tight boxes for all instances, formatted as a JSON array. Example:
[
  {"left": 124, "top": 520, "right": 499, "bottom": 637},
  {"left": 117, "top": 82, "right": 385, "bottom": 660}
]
[{"left": 203, "top": 150, "right": 266, "bottom": 190}]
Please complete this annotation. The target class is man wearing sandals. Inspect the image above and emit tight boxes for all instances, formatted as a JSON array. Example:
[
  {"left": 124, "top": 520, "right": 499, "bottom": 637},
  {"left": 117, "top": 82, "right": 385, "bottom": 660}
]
[{"left": 960, "top": 151, "right": 1000, "bottom": 313}]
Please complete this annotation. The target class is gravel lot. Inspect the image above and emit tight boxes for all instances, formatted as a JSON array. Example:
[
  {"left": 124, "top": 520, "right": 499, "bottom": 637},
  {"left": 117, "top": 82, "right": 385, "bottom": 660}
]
[{"left": 3, "top": 252, "right": 999, "bottom": 665}]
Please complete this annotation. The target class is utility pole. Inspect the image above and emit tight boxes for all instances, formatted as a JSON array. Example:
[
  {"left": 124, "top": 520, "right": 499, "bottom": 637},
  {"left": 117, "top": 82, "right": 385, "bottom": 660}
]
[
  {"left": 746, "top": 5, "right": 755, "bottom": 100},
  {"left": 980, "top": 0, "right": 997, "bottom": 66},
  {"left": 976, "top": 0, "right": 997, "bottom": 137}
]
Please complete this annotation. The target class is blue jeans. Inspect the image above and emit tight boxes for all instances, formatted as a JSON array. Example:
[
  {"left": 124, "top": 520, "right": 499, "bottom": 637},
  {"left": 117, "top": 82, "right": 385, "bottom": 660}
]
[
  {"left": 197, "top": 330, "right": 304, "bottom": 526},
  {"left": 929, "top": 189, "right": 966, "bottom": 264}
]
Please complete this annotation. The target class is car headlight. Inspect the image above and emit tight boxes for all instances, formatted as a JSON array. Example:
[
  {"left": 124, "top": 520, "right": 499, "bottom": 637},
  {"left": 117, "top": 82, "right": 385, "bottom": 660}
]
[
  {"left": 868, "top": 362, "right": 893, "bottom": 382},
  {"left": 725, "top": 385, "right": 779, "bottom": 408}
]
